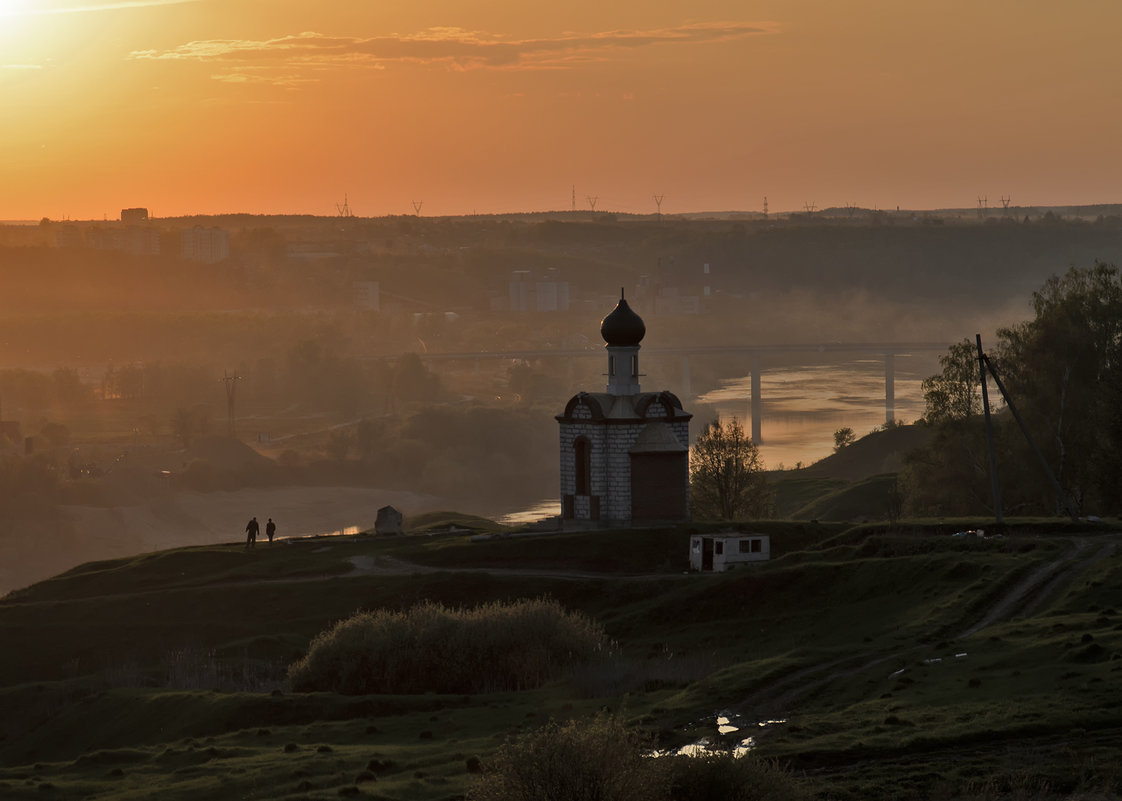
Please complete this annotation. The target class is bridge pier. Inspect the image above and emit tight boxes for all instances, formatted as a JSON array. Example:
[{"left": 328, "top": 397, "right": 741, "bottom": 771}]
[
  {"left": 885, "top": 353, "right": 895, "bottom": 425},
  {"left": 750, "top": 354, "right": 762, "bottom": 444}
]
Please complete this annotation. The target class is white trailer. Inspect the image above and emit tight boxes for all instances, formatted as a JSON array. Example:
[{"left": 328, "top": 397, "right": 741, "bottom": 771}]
[{"left": 689, "top": 533, "right": 770, "bottom": 572}]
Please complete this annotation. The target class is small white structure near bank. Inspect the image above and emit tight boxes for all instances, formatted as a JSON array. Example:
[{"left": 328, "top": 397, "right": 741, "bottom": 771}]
[{"left": 690, "top": 533, "right": 770, "bottom": 572}]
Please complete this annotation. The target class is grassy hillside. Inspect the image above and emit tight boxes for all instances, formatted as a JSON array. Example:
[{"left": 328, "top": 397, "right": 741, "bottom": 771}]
[
  {"left": 2, "top": 520, "right": 1121, "bottom": 800},
  {"left": 771, "top": 424, "right": 926, "bottom": 521}
]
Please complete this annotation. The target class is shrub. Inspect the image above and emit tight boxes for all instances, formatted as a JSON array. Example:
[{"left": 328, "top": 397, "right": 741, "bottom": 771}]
[
  {"left": 288, "top": 598, "right": 611, "bottom": 695},
  {"left": 468, "top": 717, "right": 810, "bottom": 801},
  {"left": 666, "top": 751, "right": 811, "bottom": 801},
  {"left": 468, "top": 714, "right": 663, "bottom": 801}
]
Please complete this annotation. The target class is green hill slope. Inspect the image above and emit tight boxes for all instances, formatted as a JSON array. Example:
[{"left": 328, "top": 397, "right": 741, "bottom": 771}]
[
  {"left": 1, "top": 522, "right": 1121, "bottom": 800},
  {"left": 771, "top": 424, "right": 929, "bottom": 520}
]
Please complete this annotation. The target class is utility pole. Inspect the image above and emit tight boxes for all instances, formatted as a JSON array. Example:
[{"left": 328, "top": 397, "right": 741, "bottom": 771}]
[
  {"left": 976, "top": 335, "right": 1003, "bottom": 523},
  {"left": 976, "top": 337, "right": 1080, "bottom": 521},
  {"left": 653, "top": 193, "right": 664, "bottom": 220},
  {"left": 587, "top": 195, "right": 598, "bottom": 213},
  {"left": 412, "top": 200, "right": 423, "bottom": 216},
  {"left": 222, "top": 370, "right": 242, "bottom": 438},
  {"left": 762, "top": 196, "right": 768, "bottom": 218}
]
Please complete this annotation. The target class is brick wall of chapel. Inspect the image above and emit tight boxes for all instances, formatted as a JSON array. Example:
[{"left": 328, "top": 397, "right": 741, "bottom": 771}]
[{"left": 559, "top": 400, "right": 690, "bottom": 523}]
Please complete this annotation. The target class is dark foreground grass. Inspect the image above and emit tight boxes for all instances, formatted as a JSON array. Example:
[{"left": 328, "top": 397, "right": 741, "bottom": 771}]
[{"left": 1, "top": 521, "right": 1120, "bottom": 799}]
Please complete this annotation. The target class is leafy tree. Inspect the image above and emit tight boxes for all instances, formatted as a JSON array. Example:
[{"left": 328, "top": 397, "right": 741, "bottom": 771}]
[
  {"left": 354, "top": 418, "right": 384, "bottom": 460},
  {"left": 690, "top": 417, "right": 771, "bottom": 520},
  {"left": 171, "top": 408, "right": 194, "bottom": 448},
  {"left": 170, "top": 405, "right": 212, "bottom": 449},
  {"left": 325, "top": 429, "right": 353, "bottom": 461},
  {"left": 995, "top": 262, "right": 1122, "bottom": 512},
  {"left": 391, "top": 352, "right": 443, "bottom": 405},
  {"left": 920, "top": 338, "right": 981, "bottom": 424},
  {"left": 50, "top": 368, "right": 93, "bottom": 408},
  {"left": 38, "top": 422, "right": 70, "bottom": 450},
  {"left": 903, "top": 338, "right": 994, "bottom": 516},
  {"left": 906, "top": 263, "right": 1122, "bottom": 516},
  {"left": 833, "top": 426, "right": 855, "bottom": 452}
]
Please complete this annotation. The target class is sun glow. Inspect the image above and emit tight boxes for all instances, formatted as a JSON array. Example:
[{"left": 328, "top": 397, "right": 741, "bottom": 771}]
[{"left": 0, "top": 0, "right": 28, "bottom": 16}]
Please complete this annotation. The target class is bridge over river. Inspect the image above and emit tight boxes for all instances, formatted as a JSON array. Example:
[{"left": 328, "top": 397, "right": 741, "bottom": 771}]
[{"left": 418, "top": 342, "right": 952, "bottom": 445}]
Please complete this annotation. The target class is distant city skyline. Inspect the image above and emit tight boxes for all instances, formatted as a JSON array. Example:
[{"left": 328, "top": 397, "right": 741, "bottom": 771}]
[{"left": 2, "top": 1, "right": 1120, "bottom": 220}]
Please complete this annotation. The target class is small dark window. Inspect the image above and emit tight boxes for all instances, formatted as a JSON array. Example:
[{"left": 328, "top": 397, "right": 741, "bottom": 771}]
[
  {"left": 608, "top": 356, "right": 616, "bottom": 377},
  {"left": 739, "top": 539, "right": 751, "bottom": 553},
  {"left": 574, "top": 437, "right": 591, "bottom": 495},
  {"left": 751, "top": 539, "right": 762, "bottom": 553},
  {"left": 715, "top": 541, "right": 724, "bottom": 555},
  {"left": 631, "top": 354, "right": 638, "bottom": 377}
]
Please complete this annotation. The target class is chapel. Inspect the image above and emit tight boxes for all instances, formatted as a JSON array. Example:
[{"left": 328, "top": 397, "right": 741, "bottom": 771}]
[{"left": 555, "top": 291, "right": 692, "bottom": 525}]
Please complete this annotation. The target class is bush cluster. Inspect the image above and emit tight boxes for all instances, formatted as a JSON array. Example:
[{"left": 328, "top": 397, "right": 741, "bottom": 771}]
[
  {"left": 468, "top": 714, "right": 809, "bottom": 801},
  {"left": 288, "top": 598, "right": 611, "bottom": 695}
]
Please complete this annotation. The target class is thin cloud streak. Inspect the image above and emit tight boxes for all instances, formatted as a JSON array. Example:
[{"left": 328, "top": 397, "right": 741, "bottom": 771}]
[
  {"left": 1, "top": 0, "right": 197, "bottom": 15},
  {"left": 129, "top": 22, "right": 777, "bottom": 74}
]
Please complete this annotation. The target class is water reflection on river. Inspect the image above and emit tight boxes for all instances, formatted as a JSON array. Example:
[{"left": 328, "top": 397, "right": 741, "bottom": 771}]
[
  {"left": 497, "top": 500, "right": 559, "bottom": 526},
  {"left": 698, "top": 354, "right": 940, "bottom": 469}
]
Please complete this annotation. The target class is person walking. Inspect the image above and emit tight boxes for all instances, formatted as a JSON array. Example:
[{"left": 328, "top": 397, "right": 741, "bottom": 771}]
[
  {"left": 245, "top": 516, "right": 260, "bottom": 549},
  {"left": 265, "top": 518, "right": 277, "bottom": 543}
]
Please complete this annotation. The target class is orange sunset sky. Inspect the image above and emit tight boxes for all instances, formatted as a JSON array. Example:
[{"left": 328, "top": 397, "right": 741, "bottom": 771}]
[{"left": 1, "top": 0, "right": 1120, "bottom": 220}]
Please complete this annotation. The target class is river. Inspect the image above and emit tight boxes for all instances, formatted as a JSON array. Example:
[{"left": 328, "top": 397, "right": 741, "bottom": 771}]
[{"left": 697, "top": 353, "right": 941, "bottom": 469}]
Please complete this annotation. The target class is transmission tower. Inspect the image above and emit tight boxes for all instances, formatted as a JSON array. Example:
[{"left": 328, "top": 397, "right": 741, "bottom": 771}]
[
  {"left": 1000, "top": 195, "right": 1011, "bottom": 210},
  {"left": 587, "top": 195, "right": 599, "bottom": 213},
  {"left": 762, "top": 196, "right": 768, "bottom": 218},
  {"left": 336, "top": 194, "right": 354, "bottom": 217},
  {"left": 412, "top": 200, "right": 424, "bottom": 216},
  {"left": 804, "top": 201, "right": 817, "bottom": 213},
  {"left": 222, "top": 370, "right": 242, "bottom": 438},
  {"left": 977, "top": 195, "right": 988, "bottom": 217},
  {"left": 653, "top": 193, "right": 664, "bottom": 219}
]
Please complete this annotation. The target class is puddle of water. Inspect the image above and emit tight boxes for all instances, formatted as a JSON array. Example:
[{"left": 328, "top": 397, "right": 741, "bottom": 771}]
[{"left": 653, "top": 714, "right": 787, "bottom": 758}]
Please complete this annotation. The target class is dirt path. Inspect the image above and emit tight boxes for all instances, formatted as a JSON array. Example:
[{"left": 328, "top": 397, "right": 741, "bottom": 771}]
[{"left": 343, "top": 554, "right": 676, "bottom": 582}]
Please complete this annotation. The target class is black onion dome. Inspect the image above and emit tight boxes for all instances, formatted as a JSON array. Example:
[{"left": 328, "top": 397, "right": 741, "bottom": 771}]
[{"left": 600, "top": 291, "right": 646, "bottom": 346}]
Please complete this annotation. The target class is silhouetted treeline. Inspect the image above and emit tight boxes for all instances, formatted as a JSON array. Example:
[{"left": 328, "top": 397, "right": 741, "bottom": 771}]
[{"left": 905, "top": 261, "right": 1122, "bottom": 516}]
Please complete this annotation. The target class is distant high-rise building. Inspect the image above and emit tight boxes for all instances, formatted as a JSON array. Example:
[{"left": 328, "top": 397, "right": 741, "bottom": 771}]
[
  {"left": 180, "top": 226, "right": 230, "bottom": 263},
  {"left": 535, "top": 267, "right": 570, "bottom": 312},
  {"left": 53, "top": 224, "right": 84, "bottom": 249},
  {"left": 120, "top": 208, "right": 149, "bottom": 224},
  {"left": 353, "top": 281, "right": 381, "bottom": 311},
  {"left": 88, "top": 226, "right": 159, "bottom": 255},
  {"left": 508, "top": 268, "right": 570, "bottom": 313}
]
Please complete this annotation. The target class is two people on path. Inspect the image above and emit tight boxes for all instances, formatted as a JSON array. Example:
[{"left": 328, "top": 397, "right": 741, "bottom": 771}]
[{"left": 245, "top": 516, "right": 278, "bottom": 548}]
